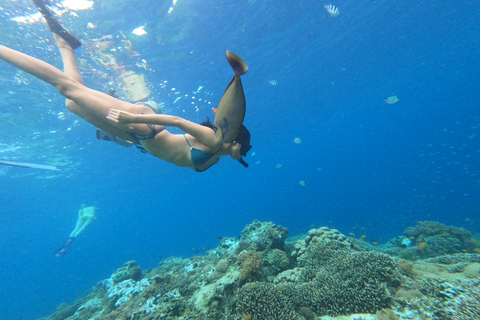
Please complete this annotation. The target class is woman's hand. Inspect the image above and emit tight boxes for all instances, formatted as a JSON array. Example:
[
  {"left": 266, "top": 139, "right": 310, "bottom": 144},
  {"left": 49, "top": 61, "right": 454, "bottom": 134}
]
[{"left": 107, "top": 109, "right": 135, "bottom": 124}]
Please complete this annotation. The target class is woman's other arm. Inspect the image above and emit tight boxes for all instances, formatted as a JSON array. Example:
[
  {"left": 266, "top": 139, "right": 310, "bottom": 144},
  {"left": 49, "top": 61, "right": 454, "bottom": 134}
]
[{"left": 107, "top": 109, "right": 218, "bottom": 147}]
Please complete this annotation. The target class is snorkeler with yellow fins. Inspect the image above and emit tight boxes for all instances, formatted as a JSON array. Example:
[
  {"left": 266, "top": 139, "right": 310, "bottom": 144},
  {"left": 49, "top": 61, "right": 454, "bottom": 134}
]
[{"left": 0, "top": 0, "right": 252, "bottom": 172}]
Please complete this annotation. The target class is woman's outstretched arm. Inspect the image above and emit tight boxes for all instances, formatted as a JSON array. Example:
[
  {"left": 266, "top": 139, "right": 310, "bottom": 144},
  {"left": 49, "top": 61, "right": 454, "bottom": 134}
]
[{"left": 107, "top": 109, "right": 219, "bottom": 147}]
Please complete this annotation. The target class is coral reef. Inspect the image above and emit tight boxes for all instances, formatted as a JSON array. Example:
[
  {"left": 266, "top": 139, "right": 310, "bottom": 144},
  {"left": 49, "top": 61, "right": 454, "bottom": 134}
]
[
  {"left": 290, "top": 226, "right": 350, "bottom": 260},
  {"left": 238, "top": 220, "right": 289, "bottom": 251},
  {"left": 38, "top": 220, "right": 480, "bottom": 320},
  {"left": 367, "top": 221, "right": 480, "bottom": 262},
  {"left": 396, "top": 277, "right": 480, "bottom": 319},
  {"left": 111, "top": 260, "right": 143, "bottom": 284},
  {"left": 266, "top": 233, "right": 401, "bottom": 316},
  {"left": 236, "top": 282, "right": 298, "bottom": 320},
  {"left": 238, "top": 250, "right": 263, "bottom": 284},
  {"left": 402, "top": 221, "right": 478, "bottom": 258}
]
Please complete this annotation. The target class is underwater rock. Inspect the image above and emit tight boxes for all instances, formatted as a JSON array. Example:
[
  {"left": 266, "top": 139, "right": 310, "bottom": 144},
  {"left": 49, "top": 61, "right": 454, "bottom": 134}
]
[
  {"left": 47, "top": 303, "right": 77, "bottom": 320},
  {"left": 111, "top": 260, "right": 142, "bottom": 284},
  {"left": 192, "top": 268, "right": 240, "bottom": 312},
  {"left": 463, "top": 263, "right": 480, "bottom": 279},
  {"left": 105, "top": 278, "right": 153, "bottom": 307},
  {"left": 410, "top": 277, "right": 480, "bottom": 318},
  {"left": 291, "top": 226, "right": 350, "bottom": 260},
  {"left": 262, "top": 248, "right": 290, "bottom": 279},
  {"left": 239, "top": 220, "right": 289, "bottom": 251},
  {"left": 422, "top": 253, "right": 480, "bottom": 265}
]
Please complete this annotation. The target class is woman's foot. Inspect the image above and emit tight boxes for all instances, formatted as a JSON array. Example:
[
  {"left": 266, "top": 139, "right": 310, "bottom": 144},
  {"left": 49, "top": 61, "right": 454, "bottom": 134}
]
[{"left": 32, "top": 0, "right": 81, "bottom": 49}]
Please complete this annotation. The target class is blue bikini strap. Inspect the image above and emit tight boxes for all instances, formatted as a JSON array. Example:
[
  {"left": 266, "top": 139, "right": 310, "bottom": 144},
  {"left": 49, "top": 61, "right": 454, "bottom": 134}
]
[{"left": 184, "top": 135, "right": 193, "bottom": 149}]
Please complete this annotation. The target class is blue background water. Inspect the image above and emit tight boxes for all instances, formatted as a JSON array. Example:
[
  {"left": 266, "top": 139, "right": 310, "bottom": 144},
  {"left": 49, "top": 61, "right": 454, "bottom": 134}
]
[{"left": 0, "top": 0, "right": 479, "bottom": 319}]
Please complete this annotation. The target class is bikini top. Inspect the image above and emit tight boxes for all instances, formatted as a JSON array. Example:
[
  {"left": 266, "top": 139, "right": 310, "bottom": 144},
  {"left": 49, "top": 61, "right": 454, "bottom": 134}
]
[{"left": 184, "top": 135, "right": 221, "bottom": 172}]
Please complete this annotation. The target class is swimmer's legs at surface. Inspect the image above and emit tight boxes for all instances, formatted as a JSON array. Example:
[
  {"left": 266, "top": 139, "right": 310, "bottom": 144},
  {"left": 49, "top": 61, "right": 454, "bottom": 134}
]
[
  {"left": 0, "top": 44, "right": 160, "bottom": 139},
  {"left": 52, "top": 34, "right": 86, "bottom": 118},
  {"left": 54, "top": 34, "right": 83, "bottom": 84}
]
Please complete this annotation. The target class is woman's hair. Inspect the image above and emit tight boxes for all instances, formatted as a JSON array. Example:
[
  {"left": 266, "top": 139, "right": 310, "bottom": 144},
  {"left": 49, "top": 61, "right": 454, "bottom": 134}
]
[{"left": 200, "top": 117, "right": 215, "bottom": 130}]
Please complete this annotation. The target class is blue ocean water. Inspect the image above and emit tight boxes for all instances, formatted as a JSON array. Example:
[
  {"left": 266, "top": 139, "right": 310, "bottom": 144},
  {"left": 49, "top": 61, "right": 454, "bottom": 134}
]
[{"left": 0, "top": 0, "right": 479, "bottom": 319}]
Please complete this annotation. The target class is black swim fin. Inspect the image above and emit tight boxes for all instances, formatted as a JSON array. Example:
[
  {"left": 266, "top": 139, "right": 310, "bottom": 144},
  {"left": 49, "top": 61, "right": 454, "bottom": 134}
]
[
  {"left": 32, "top": 0, "right": 81, "bottom": 49},
  {"left": 54, "top": 237, "right": 74, "bottom": 257},
  {"left": 96, "top": 129, "right": 114, "bottom": 142},
  {"left": 96, "top": 129, "right": 133, "bottom": 148}
]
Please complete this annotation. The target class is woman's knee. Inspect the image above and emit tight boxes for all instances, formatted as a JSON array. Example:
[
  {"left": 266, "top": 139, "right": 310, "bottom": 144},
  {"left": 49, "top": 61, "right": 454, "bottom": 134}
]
[
  {"left": 65, "top": 99, "right": 81, "bottom": 114},
  {"left": 55, "top": 78, "right": 82, "bottom": 100}
]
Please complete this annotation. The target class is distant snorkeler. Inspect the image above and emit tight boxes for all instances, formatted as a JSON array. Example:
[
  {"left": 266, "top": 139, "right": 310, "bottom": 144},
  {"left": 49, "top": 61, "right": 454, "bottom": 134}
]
[
  {"left": 55, "top": 205, "right": 96, "bottom": 257},
  {"left": 0, "top": 0, "right": 252, "bottom": 172}
]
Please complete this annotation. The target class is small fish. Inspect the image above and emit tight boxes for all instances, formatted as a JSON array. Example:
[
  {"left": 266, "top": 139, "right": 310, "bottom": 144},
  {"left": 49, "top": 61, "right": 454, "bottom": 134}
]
[
  {"left": 384, "top": 95, "right": 400, "bottom": 104},
  {"left": 293, "top": 137, "right": 302, "bottom": 144},
  {"left": 268, "top": 79, "right": 278, "bottom": 86},
  {"left": 299, "top": 180, "right": 307, "bottom": 186},
  {"left": 324, "top": 4, "right": 340, "bottom": 17}
]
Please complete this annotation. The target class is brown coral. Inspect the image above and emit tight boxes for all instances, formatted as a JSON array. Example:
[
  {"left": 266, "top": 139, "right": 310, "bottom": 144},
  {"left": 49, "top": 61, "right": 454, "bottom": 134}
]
[{"left": 238, "top": 250, "right": 263, "bottom": 284}]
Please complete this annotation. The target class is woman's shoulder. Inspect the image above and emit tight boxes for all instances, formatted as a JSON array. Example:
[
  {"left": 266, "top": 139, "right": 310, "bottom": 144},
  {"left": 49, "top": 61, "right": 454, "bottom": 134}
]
[{"left": 185, "top": 133, "right": 222, "bottom": 152}]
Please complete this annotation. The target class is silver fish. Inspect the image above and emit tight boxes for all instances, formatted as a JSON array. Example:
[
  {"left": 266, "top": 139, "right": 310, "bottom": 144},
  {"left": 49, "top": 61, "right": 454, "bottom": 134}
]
[{"left": 324, "top": 4, "right": 340, "bottom": 16}]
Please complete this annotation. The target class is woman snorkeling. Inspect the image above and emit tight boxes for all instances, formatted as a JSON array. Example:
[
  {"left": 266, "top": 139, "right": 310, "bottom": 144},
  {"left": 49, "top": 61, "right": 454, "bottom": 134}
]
[
  {"left": 55, "top": 205, "right": 96, "bottom": 257},
  {"left": 0, "top": 0, "right": 251, "bottom": 172}
]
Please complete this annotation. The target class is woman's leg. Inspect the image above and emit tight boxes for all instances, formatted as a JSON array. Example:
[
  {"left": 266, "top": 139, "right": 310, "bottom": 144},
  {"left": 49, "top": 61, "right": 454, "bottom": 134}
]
[
  {"left": 53, "top": 34, "right": 86, "bottom": 115},
  {"left": 54, "top": 34, "right": 83, "bottom": 84},
  {"left": 0, "top": 44, "right": 158, "bottom": 140},
  {"left": 52, "top": 34, "right": 128, "bottom": 137}
]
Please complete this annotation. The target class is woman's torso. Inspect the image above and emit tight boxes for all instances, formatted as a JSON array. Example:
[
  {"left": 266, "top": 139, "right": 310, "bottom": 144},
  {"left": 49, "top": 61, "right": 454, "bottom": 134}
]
[{"left": 140, "top": 130, "right": 222, "bottom": 171}]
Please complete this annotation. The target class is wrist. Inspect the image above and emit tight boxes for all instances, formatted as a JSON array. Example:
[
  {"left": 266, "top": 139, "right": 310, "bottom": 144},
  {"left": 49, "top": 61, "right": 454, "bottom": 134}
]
[{"left": 131, "top": 114, "right": 143, "bottom": 123}]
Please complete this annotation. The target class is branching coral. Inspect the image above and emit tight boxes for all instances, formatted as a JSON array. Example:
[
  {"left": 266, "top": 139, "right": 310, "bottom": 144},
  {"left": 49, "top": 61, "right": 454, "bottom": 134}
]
[
  {"left": 236, "top": 237, "right": 400, "bottom": 318},
  {"left": 236, "top": 282, "right": 298, "bottom": 320}
]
